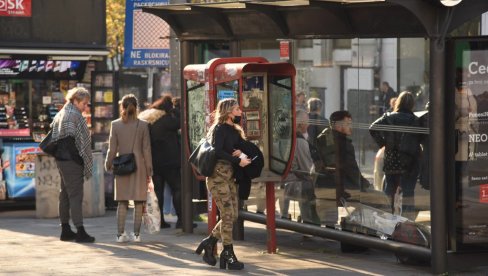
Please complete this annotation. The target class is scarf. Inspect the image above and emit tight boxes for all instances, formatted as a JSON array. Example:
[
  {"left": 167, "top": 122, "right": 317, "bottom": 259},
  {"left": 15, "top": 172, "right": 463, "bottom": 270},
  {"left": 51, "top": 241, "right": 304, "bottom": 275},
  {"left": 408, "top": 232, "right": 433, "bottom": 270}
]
[{"left": 51, "top": 102, "right": 93, "bottom": 179}]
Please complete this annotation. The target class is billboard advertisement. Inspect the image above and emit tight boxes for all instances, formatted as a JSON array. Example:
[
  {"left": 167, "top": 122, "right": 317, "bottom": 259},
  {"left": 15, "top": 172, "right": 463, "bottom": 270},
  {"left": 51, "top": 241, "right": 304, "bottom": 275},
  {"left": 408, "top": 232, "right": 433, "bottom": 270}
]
[
  {"left": 123, "top": 0, "right": 170, "bottom": 68},
  {"left": 0, "top": 60, "right": 85, "bottom": 80},
  {"left": 453, "top": 38, "right": 488, "bottom": 247},
  {"left": 1, "top": 143, "right": 40, "bottom": 198}
]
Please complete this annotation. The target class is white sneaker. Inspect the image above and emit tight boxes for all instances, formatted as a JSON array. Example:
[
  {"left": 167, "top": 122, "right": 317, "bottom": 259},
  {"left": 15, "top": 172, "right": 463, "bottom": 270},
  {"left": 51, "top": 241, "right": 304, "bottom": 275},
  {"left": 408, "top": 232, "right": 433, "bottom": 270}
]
[
  {"left": 130, "top": 232, "right": 141, "bottom": 242},
  {"left": 116, "top": 232, "right": 129, "bottom": 243}
]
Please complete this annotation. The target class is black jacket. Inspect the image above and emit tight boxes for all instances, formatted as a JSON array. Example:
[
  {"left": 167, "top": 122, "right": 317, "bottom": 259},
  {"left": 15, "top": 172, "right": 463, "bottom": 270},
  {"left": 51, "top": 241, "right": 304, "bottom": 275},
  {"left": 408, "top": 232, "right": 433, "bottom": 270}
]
[
  {"left": 369, "top": 110, "right": 422, "bottom": 174},
  {"left": 141, "top": 109, "right": 181, "bottom": 170},
  {"left": 235, "top": 140, "right": 264, "bottom": 200},
  {"left": 316, "top": 129, "right": 370, "bottom": 192},
  {"left": 54, "top": 136, "right": 83, "bottom": 165}
]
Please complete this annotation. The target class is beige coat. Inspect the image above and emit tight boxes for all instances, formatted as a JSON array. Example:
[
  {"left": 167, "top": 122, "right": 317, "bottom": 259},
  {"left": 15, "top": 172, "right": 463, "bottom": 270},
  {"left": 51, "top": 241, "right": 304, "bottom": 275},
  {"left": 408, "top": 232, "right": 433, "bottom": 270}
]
[{"left": 105, "top": 118, "right": 153, "bottom": 201}]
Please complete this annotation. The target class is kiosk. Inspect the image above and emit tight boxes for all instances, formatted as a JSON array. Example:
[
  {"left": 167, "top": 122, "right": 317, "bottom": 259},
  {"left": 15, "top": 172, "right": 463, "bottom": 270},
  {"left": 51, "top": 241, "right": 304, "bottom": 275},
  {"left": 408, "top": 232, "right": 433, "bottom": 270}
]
[{"left": 184, "top": 57, "right": 296, "bottom": 252}]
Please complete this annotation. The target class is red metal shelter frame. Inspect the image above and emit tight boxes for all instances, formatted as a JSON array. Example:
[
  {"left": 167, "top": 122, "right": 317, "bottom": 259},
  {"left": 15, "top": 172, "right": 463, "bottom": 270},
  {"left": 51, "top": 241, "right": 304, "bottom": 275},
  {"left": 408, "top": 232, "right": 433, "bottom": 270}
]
[{"left": 183, "top": 57, "right": 296, "bottom": 253}]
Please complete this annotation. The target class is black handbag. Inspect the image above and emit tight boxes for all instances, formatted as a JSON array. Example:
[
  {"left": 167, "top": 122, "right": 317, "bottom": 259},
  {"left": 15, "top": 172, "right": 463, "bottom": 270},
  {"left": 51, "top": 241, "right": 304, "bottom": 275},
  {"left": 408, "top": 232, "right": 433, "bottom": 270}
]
[
  {"left": 189, "top": 138, "right": 216, "bottom": 177},
  {"left": 39, "top": 130, "right": 58, "bottom": 156},
  {"left": 113, "top": 121, "right": 139, "bottom": 176},
  {"left": 113, "top": 153, "right": 136, "bottom": 175}
]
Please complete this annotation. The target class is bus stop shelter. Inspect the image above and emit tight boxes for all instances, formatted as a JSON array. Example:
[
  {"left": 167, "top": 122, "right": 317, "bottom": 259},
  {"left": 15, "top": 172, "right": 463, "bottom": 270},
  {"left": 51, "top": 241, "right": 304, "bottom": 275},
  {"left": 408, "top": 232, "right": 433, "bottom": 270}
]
[{"left": 143, "top": 0, "right": 488, "bottom": 273}]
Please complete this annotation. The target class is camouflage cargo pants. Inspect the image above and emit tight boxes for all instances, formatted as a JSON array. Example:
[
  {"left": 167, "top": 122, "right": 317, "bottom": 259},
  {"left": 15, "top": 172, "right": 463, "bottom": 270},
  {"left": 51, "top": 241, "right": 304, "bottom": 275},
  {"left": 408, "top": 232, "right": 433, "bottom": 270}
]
[{"left": 207, "top": 160, "right": 238, "bottom": 245}]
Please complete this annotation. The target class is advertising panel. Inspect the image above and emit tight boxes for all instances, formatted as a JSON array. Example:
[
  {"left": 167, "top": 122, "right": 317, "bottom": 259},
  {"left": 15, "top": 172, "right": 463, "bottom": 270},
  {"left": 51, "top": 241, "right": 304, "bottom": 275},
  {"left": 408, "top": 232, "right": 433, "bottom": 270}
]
[
  {"left": 123, "top": 0, "right": 169, "bottom": 68},
  {"left": 454, "top": 39, "right": 488, "bottom": 247},
  {"left": 0, "top": 0, "right": 31, "bottom": 17},
  {"left": 1, "top": 143, "right": 40, "bottom": 198},
  {"left": 0, "top": 60, "right": 85, "bottom": 80}
]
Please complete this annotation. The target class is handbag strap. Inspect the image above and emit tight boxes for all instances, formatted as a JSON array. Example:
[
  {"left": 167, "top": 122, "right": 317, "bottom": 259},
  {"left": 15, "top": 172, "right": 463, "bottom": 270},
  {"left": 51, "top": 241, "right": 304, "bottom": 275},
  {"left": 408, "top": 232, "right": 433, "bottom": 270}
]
[{"left": 130, "top": 120, "right": 140, "bottom": 152}]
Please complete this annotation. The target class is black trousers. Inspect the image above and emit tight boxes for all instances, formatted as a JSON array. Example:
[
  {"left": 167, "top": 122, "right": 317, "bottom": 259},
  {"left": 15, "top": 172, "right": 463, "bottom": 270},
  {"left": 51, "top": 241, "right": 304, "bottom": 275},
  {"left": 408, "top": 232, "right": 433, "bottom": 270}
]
[{"left": 152, "top": 167, "right": 182, "bottom": 221}]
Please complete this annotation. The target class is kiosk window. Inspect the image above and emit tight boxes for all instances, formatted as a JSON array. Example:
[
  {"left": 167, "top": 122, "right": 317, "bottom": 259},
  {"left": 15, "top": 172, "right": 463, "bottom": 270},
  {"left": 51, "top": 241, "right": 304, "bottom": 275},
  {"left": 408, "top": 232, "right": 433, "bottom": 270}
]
[
  {"left": 187, "top": 80, "right": 206, "bottom": 151},
  {"left": 268, "top": 76, "right": 293, "bottom": 174},
  {"left": 216, "top": 80, "right": 238, "bottom": 101}
]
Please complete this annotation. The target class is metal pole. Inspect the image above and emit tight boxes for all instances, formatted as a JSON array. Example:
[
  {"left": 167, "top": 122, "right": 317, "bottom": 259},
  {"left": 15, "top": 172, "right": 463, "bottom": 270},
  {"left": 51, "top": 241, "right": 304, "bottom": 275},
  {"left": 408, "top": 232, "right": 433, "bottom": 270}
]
[
  {"left": 429, "top": 37, "right": 447, "bottom": 274},
  {"left": 180, "top": 40, "right": 194, "bottom": 233},
  {"left": 239, "top": 211, "right": 431, "bottom": 259}
]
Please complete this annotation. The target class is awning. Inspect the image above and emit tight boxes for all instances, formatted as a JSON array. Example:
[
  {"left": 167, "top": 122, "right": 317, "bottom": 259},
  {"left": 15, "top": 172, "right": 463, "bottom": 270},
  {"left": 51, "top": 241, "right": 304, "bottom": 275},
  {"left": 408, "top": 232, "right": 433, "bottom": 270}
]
[
  {"left": 0, "top": 48, "right": 110, "bottom": 61},
  {"left": 143, "top": 0, "right": 488, "bottom": 40}
]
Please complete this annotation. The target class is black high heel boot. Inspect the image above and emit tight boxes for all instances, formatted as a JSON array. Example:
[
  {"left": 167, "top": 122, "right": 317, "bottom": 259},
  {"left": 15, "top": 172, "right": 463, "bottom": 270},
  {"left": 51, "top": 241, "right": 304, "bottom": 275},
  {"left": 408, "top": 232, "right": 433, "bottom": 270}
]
[
  {"left": 195, "top": 235, "right": 218, "bottom": 266},
  {"left": 219, "top": 244, "right": 244, "bottom": 270}
]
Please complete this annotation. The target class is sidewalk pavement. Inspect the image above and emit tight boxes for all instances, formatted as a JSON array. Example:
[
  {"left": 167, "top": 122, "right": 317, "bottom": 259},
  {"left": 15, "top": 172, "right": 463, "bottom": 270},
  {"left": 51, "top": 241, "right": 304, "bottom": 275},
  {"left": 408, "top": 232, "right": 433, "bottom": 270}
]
[{"left": 0, "top": 209, "right": 485, "bottom": 275}]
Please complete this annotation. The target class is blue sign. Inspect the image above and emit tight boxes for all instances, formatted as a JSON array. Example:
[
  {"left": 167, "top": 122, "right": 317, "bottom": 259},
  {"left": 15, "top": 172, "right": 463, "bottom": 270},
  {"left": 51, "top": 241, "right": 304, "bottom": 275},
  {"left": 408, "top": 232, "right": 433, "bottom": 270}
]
[
  {"left": 217, "top": 90, "right": 237, "bottom": 101},
  {"left": 124, "top": 0, "right": 169, "bottom": 68}
]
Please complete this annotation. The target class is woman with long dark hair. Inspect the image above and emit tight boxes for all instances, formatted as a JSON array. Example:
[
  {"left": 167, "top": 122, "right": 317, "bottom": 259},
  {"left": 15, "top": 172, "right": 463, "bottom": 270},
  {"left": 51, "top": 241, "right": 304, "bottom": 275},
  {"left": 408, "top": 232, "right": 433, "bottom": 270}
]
[
  {"left": 105, "top": 94, "right": 152, "bottom": 242},
  {"left": 195, "top": 98, "right": 251, "bottom": 270},
  {"left": 138, "top": 94, "right": 189, "bottom": 228}
]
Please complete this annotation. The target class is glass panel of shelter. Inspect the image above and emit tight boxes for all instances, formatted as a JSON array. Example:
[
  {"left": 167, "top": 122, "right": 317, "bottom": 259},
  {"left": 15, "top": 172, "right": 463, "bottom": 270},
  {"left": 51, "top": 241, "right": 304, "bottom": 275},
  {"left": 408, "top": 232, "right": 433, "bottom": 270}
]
[
  {"left": 238, "top": 38, "right": 432, "bottom": 240},
  {"left": 187, "top": 80, "right": 206, "bottom": 151}
]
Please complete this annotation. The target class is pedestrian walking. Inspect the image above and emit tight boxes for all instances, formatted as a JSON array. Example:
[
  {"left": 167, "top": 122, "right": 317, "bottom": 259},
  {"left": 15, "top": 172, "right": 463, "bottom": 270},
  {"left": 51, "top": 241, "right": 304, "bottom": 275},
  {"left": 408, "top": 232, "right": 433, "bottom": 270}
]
[{"left": 195, "top": 98, "right": 251, "bottom": 270}]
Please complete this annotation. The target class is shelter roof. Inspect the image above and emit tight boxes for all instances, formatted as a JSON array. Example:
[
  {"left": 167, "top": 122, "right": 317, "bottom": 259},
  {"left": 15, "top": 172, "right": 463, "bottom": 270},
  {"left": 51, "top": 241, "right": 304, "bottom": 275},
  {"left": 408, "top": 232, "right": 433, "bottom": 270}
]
[{"left": 143, "top": 0, "right": 488, "bottom": 40}]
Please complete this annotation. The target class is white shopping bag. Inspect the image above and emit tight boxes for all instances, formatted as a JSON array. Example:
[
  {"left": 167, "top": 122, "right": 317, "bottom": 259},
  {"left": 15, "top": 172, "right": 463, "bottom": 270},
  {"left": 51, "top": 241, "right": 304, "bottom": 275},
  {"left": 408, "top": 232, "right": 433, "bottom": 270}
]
[
  {"left": 393, "top": 186, "right": 403, "bottom": 216},
  {"left": 143, "top": 183, "right": 161, "bottom": 234}
]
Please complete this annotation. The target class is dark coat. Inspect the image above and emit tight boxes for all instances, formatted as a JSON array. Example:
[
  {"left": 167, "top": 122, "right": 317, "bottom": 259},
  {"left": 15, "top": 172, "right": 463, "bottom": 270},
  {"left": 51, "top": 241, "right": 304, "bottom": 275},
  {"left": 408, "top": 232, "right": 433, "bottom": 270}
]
[
  {"left": 369, "top": 110, "right": 422, "bottom": 175},
  {"left": 316, "top": 128, "right": 370, "bottom": 192},
  {"left": 307, "top": 113, "right": 329, "bottom": 147},
  {"left": 235, "top": 140, "right": 264, "bottom": 200},
  {"left": 139, "top": 108, "right": 181, "bottom": 171}
]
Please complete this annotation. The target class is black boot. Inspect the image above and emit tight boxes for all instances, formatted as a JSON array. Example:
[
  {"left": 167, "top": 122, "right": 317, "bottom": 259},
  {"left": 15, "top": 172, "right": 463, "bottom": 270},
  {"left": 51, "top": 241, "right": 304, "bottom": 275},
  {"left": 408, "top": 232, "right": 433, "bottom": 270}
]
[
  {"left": 219, "top": 244, "right": 244, "bottom": 270},
  {"left": 75, "top": 226, "right": 95, "bottom": 243},
  {"left": 60, "top": 223, "right": 77, "bottom": 241},
  {"left": 195, "top": 235, "right": 218, "bottom": 266}
]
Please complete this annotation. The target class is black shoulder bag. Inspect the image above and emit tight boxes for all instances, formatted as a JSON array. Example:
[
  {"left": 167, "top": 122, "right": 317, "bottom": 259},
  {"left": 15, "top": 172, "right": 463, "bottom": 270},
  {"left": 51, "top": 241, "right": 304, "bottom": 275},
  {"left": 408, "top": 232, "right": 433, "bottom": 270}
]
[
  {"left": 39, "top": 130, "right": 58, "bottom": 156},
  {"left": 189, "top": 131, "right": 216, "bottom": 177},
  {"left": 113, "top": 121, "right": 139, "bottom": 176}
]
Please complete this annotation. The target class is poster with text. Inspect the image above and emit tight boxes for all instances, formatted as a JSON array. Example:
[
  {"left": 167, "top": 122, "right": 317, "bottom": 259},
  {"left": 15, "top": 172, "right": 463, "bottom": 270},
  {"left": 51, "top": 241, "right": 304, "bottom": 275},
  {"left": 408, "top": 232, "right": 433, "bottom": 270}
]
[{"left": 454, "top": 39, "right": 488, "bottom": 246}]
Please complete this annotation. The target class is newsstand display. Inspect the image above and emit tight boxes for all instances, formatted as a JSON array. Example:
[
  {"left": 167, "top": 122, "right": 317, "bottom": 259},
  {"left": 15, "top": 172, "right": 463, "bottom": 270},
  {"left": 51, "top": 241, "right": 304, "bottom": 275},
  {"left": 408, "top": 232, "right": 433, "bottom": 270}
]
[
  {"left": 90, "top": 71, "right": 119, "bottom": 144},
  {"left": 0, "top": 59, "right": 91, "bottom": 202}
]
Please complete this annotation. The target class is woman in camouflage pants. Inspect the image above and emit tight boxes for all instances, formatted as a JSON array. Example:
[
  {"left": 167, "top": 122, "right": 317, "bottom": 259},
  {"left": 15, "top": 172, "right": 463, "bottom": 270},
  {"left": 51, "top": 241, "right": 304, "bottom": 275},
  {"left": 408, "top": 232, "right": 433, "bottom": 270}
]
[{"left": 195, "top": 98, "right": 251, "bottom": 270}]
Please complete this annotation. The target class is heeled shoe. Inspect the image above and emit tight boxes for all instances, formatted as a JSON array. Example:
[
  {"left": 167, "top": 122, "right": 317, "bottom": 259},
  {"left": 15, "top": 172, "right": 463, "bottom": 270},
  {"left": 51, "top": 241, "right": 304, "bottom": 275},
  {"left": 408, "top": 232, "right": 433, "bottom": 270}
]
[
  {"left": 195, "top": 235, "right": 218, "bottom": 266},
  {"left": 219, "top": 244, "right": 244, "bottom": 270}
]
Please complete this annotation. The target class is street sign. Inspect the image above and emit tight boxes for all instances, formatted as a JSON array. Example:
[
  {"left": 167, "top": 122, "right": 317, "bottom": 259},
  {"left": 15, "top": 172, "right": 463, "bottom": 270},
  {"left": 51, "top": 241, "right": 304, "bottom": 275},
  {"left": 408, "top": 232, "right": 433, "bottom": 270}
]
[{"left": 124, "top": 0, "right": 170, "bottom": 68}]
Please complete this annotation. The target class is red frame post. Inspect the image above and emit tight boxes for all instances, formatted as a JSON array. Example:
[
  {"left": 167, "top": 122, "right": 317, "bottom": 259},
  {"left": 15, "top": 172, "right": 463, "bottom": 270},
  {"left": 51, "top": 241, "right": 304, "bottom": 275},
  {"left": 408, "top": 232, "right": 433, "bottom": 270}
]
[{"left": 266, "top": 181, "right": 276, "bottom": 253}]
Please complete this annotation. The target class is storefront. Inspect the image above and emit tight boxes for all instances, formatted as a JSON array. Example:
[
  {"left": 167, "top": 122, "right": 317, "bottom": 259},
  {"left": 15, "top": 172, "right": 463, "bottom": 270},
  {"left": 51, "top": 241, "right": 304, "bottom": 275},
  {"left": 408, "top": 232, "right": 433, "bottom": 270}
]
[
  {"left": 145, "top": 0, "right": 488, "bottom": 273},
  {"left": 0, "top": 0, "right": 108, "bottom": 202}
]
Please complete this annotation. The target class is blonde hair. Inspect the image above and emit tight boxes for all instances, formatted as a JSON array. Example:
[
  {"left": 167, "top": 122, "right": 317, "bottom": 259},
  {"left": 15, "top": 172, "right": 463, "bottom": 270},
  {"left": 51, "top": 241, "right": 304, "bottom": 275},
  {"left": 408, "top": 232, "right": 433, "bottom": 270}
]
[
  {"left": 120, "top": 94, "right": 138, "bottom": 123},
  {"left": 207, "top": 98, "right": 246, "bottom": 140},
  {"left": 66, "top": 87, "right": 90, "bottom": 103}
]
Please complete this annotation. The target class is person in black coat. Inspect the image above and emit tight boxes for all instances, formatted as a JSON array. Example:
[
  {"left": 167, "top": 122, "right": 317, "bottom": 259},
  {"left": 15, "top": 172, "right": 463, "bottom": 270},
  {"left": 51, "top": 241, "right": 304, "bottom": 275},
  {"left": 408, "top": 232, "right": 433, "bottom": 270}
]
[
  {"left": 139, "top": 95, "right": 188, "bottom": 229},
  {"left": 369, "top": 91, "right": 422, "bottom": 220},
  {"left": 379, "top": 81, "right": 398, "bottom": 115}
]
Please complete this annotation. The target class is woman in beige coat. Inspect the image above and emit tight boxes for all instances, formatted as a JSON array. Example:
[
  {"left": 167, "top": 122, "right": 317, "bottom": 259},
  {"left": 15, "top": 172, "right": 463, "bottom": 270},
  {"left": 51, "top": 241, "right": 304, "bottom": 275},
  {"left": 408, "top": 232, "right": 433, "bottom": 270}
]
[{"left": 105, "top": 94, "right": 152, "bottom": 242}]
